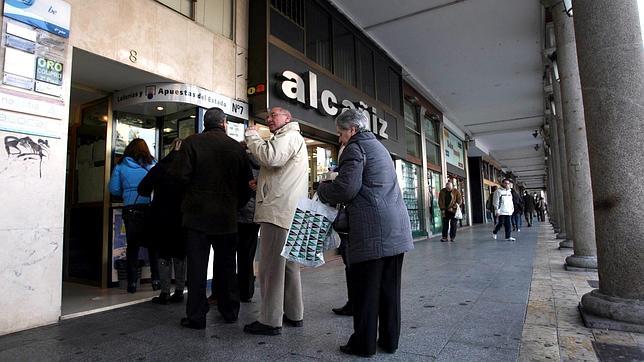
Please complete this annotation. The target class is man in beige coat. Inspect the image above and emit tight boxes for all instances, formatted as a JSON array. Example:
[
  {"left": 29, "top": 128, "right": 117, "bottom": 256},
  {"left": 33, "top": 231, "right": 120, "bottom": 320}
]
[{"left": 243, "top": 107, "right": 309, "bottom": 335}]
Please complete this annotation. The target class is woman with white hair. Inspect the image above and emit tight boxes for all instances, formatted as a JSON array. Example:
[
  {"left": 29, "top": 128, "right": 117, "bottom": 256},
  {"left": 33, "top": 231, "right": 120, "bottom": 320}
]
[{"left": 318, "top": 109, "right": 414, "bottom": 357}]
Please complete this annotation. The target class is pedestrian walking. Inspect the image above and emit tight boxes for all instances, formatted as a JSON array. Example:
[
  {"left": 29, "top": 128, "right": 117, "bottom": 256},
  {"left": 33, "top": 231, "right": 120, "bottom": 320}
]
[
  {"left": 492, "top": 178, "right": 516, "bottom": 241},
  {"left": 173, "top": 107, "right": 253, "bottom": 329},
  {"left": 522, "top": 190, "right": 536, "bottom": 227},
  {"left": 438, "top": 181, "right": 462, "bottom": 242},
  {"left": 318, "top": 109, "right": 413, "bottom": 357},
  {"left": 243, "top": 107, "right": 309, "bottom": 336}
]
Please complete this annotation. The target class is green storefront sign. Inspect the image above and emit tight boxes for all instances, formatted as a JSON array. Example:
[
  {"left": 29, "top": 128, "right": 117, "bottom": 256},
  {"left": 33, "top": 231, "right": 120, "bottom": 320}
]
[{"left": 35, "top": 57, "right": 63, "bottom": 85}]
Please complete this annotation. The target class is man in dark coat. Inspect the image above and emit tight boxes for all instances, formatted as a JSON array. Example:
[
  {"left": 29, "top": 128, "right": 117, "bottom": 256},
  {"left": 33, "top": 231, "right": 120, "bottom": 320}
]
[
  {"left": 172, "top": 107, "right": 252, "bottom": 329},
  {"left": 318, "top": 109, "right": 414, "bottom": 357},
  {"left": 522, "top": 191, "right": 536, "bottom": 227}
]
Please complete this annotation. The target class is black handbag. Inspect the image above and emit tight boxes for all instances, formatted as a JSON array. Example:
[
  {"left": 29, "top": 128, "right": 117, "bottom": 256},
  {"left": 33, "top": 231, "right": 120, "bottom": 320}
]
[
  {"left": 333, "top": 205, "right": 349, "bottom": 234},
  {"left": 122, "top": 194, "right": 152, "bottom": 236}
]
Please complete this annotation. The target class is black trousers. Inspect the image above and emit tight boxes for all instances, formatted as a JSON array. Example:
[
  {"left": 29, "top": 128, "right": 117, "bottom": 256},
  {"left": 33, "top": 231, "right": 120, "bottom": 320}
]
[
  {"left": 338, "top": 233, "right": 352, "bottom": 307},
  {"left": 347, "top": 254, "right": 404, "bottom": 355},
  {"left": 493, "top": 215, "right": 512, "bottom": 239},
  {"left": 236, "top": 222, "right": 260, "bottom": 301},
  {"left": 123, "top": 219, "right": 159, "bottom": 285},
  {"left": 441, "top": 212, "right": 458, "bottom": 239},
  {"left": 186, "top": 229, "right": 239, "bottom": 326},
  {"left": 524, "top": 211, "right": 534, "bottom": 226}
]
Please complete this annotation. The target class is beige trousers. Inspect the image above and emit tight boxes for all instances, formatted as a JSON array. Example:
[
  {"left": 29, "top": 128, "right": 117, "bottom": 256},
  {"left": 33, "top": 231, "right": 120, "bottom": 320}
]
[{"left": 257, "top": 223, "right": 304, "bottom": 327}]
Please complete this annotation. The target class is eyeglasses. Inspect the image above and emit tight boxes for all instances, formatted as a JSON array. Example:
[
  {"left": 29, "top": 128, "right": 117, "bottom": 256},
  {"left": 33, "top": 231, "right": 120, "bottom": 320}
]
[{"left": 268, "top": 112, "right": 286, "bottom": 118}]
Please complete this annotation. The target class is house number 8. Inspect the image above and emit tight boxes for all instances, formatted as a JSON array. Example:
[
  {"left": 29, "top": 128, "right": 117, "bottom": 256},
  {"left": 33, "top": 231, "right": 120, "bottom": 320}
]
[{"left": 129, "top": 50, "right": 138, "bottom": 63}]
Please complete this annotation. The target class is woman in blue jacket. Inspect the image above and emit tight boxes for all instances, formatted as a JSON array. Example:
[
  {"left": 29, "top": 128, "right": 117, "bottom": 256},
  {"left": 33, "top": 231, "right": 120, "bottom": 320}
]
[{"left": 109, "top": 138, "right": 158, "bottom": 293}]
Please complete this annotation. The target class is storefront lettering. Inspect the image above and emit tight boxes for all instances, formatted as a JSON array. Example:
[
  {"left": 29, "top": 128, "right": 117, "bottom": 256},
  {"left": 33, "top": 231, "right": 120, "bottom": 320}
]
[{"left": 278, "top": 70, "right": 389, "bottom": 139}]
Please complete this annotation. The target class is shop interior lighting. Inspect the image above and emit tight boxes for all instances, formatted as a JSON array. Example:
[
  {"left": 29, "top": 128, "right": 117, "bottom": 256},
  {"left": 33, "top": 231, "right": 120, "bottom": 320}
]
[
  {"left": 156, "top": 106, "right": 164, "bottom": 111},
  {"left": 190, "top": 115, "right": 196, "bottom": 118}
]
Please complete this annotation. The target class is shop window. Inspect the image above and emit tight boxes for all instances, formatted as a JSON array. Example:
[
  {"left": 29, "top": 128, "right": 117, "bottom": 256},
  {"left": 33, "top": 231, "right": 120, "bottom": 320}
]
[
  {"left": 200, "top": 0, "right": 234, "bottom": 39},
  {"left": 375, "top": 54, "right": 390, "bottom": 106},
  {"left": 423, "top": 115, "right": 440, "bottom": 166},
  {"left": 356, "top": 39, "right": 375, "bottom": 97},
  {"left": 428, "top": 170, "right": 443, "bottom": 234},
  {"left": 305, "top": 2, "right": 332, "bottom": 70},
  {"left": 425, "top": 140, "right": 440, "bottom": 166},
  {"left": 389, "top": 68, "right": 402, "bottom": 114},
  {"left": 397, "top": 160, "right": 425, "bottom": 236},
  {"left": 270, "top": 0, "right": 305, "bottom": 51},
  {"left": 404, "top": 101, "right": 421, "bottom": 158},
  {"left": 157, "top": 0, "right": 194, "bottom": 18},
  {"left": 332, "top": 19, "right": 356, "bottom": 86}
]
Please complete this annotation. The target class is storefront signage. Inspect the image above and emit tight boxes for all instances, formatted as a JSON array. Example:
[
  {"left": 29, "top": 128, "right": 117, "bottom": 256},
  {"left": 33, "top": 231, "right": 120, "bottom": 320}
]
[
  {"left": 277, "top": 70, "right": 389, "bottom": 139},
  {"left": 113, "top": 83, "right": 249, "bottom": 120},
  {"left": 35, "top": 57, "right": 63, "bottom": 85},
  {"left": 3, "top": 0, "right": 71, "bottom": 38},
  {"left": 444, "top": 129, "right": 465, "bottom": 169},
  {"left": 0, "top": 87, "right": 65, "bottom": 119},
  {"left": 0, "top": 108, "right": 61, "bottom": 138}
]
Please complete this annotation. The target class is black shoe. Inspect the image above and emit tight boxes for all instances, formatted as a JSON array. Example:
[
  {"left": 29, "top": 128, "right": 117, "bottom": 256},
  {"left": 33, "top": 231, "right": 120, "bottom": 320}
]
[
  {"left": 282, "top": 314, "right": 303, "bottom": 327},
  {"left": 243, "top": 321, "right": 281, "bottom": 335},
  {"left": 240, "top": 298, "right": 252, "bottom": 303},
  {"left": 152, "top": 292, "right": 170, "bottom": 304},
  {"left": 169, "top": 290, "right": 184, "bottom": 303},
  {"left": 377, "top": 340, "right": 397, "bottom": 354},
  {"left": 339, "top": 344, "right": 374, "bottom": 358},
  {"left": 332, "top": 304, "right": 353, "bottom": 316},
  {"left": 151, "top": 281, "right": 161, "bottom": 291},
  {"left": 207, "top": 295, "right": 217, "bottom": 306},
  {"left": 180, "top": 317, "right": 205, "bottom": 330},
  {"left": 127, "top": 283, "right": 137, "bottom": 294},
  {"left": 223, "top": 316, "right": 238, "bottom": 324},
  {"left": 440, "top": 238, "right": 448, "bottom": 242},
  {"left": 450, "top": 239, "right": 455, "bottom": 242}
]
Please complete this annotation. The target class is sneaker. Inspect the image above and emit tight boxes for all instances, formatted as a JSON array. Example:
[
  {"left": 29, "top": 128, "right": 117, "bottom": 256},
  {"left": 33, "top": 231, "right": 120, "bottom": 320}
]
[
  {"left": 282, "top": 314, "right": 303, "bottom": 327},
  {"left": 151, "top": 280, "right": 161, "bottom": 291},
  {"left": 450, "top": 239, "right": 455, "bottom": 242},
  {"left": 505, "top": 237, "right": 516, "bottom": 241},
  {"left": 517, "top": 228, "right": 521, "bottom": 232},
  {"left": 243, "top": 321, "right": 281, "bottom": 335},
  {"left": 492, "top": 234, "right": 497, "bottom": 240}
]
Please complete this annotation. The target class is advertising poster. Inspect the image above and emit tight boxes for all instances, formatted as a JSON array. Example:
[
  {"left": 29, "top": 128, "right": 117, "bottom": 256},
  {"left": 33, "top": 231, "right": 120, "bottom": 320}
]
[
  {"left": 444, "top": 129, "right": 465, "bottom": 169},
  {"left": 3, "top": 0, "right": 71, "bottom": 38}
]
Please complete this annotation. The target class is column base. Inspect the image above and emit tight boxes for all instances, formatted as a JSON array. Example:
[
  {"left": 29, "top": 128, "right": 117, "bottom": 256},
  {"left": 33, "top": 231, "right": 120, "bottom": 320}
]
[
  {"left": 579, "top": 290, "right": 644, "bottom": 333},
  {"left": 559, "top": 239, "right": 573, "bottom": 249},
  {"left": 565, "top": 255, "right": 597, "bottom": 270}
]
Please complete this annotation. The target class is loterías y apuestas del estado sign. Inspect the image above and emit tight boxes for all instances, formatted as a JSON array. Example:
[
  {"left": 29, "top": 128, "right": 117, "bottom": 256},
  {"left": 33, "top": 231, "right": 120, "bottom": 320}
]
[{"left": 277, "top": 70, "right": 389, "bottom": 139}]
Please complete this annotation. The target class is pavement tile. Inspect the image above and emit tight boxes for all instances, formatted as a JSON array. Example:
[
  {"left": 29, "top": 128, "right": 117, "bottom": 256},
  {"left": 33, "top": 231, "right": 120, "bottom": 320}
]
[{"left": 436, "top": 341, "right": 518, "bottom": 362}]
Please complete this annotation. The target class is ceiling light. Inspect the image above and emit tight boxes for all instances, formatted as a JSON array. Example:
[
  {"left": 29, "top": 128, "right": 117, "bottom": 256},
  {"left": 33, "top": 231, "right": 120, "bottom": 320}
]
[
  {"left": 102, "top": 115, "right": 108, "bottom": 121},
  {"left": 163, "top": 128, "right": 173, "bottom": 133},
  {"left": 156, "top": 106, "right": 164, "bottom": 111},
  {"left": 190, "top": 115, "right": 196, "bottom": 118},
  {"left": 305, "top": 139, "right": 314, "bottom": 143}
]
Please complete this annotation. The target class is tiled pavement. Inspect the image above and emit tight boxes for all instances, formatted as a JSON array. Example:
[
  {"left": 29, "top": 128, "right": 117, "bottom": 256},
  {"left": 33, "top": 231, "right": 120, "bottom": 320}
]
[{"left": 1, "top": 222, "right": 642, "bottom": 361}]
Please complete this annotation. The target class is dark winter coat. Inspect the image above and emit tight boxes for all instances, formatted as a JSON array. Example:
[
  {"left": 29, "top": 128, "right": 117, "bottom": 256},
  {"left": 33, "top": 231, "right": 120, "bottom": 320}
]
[
  {"left": 171, "top": 128, "right": 253, "bottom": 235},
  {"left": 237, "top": 153, "right": 260, "bottom": 224},
  {"left": 137, "top": 151, "right": 185, "bottom": 258},
  {"left": 522, "top": 194, "right": 536, "bottom": 213},
  {"left": 318, "top": 131, "right": 414, "bottom": 265},
  {"left": 511, "top": 189, "right": 524, "bottom": 213}
]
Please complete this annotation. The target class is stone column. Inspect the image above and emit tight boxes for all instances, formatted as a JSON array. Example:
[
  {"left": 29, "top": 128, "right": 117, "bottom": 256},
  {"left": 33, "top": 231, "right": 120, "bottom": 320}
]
[
  {"left": 551, "top": 3, "right": 597, "bottom": 268},
  {"left": 547, "top": 113, "right": 564, "bottom": 233},
  {"left": 575, "top": 0, "right": 644, "bottom": 332},
  {"left": 551, "top": 74, "right": 574, "bottom": 248}
]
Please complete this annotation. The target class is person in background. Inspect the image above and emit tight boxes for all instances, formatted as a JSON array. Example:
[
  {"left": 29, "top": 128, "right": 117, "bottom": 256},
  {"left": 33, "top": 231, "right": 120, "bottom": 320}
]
[
  {"left": 243, "top": 107, "right": 309, "bottom": 336},
  {"left": 536, "top": 195, "right": 546, "bottom": 222},
  {"left": 522, "top": 190, "right": 536, "bottom": 227},
  {"left": 487, "top": 186, "right": 498, "bottom": 225},
  {"left": 318, "top": 109, "right": 414, "bottom": 357},
  {"left": 109, "top": 138, "right": 158, "bottom": 293},
  {"left": 510, "top": 182, "right": 524, "bottom": 232},
  {"left": 438, "top": 181, "right": 463, "bottom": 242},
  {"left": 137, "top": 138, "right": 186, "bottom": 304},
  {"left": 173, "top": 107, "right": 252, "bottom": 329},
  {"left": 236, "top": 144, "right": 261, "bottom": 303},
  {"left": 331, "top": 144, "right": 353, "bottom": 317},
  {"left": 493, "top": 178, "right": 516, "bottom": 241}
]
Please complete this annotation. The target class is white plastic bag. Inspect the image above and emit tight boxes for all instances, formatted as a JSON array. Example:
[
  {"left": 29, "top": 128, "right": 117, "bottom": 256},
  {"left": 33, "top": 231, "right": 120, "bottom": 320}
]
[
  {"left": 281, "top": 196, "right": 338, "bottom": 267},
  {"left": 454, "top": 204, "right": 463, "bottom": 220}
]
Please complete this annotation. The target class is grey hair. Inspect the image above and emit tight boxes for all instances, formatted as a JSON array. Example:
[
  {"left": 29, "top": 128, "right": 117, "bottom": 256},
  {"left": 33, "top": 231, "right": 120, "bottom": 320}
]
[{"left": 335, "top": 109, "right": 370, "bottom": 131}]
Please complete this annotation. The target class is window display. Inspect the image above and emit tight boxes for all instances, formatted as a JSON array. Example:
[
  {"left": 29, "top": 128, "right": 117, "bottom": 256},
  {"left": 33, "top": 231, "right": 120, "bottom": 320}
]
[{"left": 396, "top": 160, "right": 425, "bottom": 236}]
